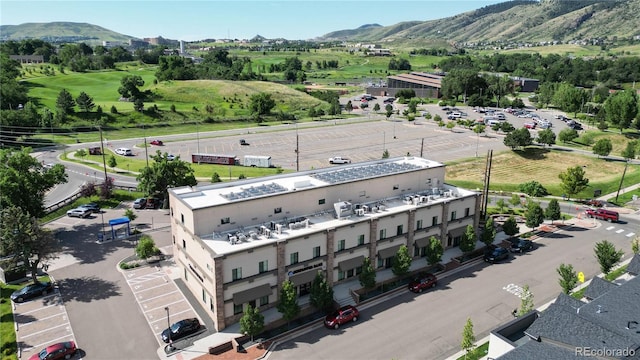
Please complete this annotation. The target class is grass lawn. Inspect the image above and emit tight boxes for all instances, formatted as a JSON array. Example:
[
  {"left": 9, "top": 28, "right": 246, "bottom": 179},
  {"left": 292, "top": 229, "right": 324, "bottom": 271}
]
[
  {"left": 445, "top": 147, "right": 640, "bottom": 200},
  {"left": 456, "top": 341, "right": 489, "bottom": 360},
  {"left": 0, "top": 276, "right": 51, "bottom": 360}
]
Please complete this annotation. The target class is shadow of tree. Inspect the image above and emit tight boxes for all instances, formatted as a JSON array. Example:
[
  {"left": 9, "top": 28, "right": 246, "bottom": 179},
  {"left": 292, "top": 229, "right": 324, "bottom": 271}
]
[
  {"left": 56, "top": 276, "right": 121, "bottom": 302},
  {"left": 55, "top": 222, "right": 136, "bottom": 264}
]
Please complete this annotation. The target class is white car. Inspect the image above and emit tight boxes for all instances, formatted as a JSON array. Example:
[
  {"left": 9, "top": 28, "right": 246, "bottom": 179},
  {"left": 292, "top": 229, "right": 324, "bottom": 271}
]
[
  {"left": 115, "top": 148, "right": 133, "bottom": 156},
  {"left": 67, "top": 208, "right": 91, "bottom": 218}
]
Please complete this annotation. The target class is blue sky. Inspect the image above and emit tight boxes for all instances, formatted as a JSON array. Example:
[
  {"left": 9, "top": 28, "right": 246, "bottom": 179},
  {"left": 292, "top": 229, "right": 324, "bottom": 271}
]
[{"left": 1, "top": 1, "right": 506, "bottom": 41}]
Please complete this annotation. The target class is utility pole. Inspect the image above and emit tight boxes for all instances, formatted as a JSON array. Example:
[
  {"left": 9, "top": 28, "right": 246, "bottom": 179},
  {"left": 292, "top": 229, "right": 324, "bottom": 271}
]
[
  {"left": 98, "top": 126, "right": 108, "bottom": 183},
  {"left": 144, "top": 137, "right": 149, "bottom": 169},
  {"left": 295, "top": 125, "right": 299, "bottom": 172},
  {"left": 615, "top": 161, "right": 629, "bottom": 202},
  {"left": 420, "top": 138, "right": 424, "bottom": 157}
]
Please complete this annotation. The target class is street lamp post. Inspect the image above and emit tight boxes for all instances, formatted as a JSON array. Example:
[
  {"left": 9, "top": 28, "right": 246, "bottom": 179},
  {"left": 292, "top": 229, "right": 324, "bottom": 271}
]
[{"left": 165, "top": 307, "right": 174, "bottom": 351}]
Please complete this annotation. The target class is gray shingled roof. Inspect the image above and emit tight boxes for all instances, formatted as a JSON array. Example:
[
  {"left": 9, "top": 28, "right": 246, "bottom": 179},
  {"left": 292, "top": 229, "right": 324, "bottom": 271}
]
[
  {"left": 553, "top": 292, "right": 584, "bottom": 311},
  {"left": 496, "top": 339, "right": 579, "bottom": 360},
  {"left": 583, "top": 276, "right": 618, "bottom": 300},
  {"left": 628, "top": 254, "right": 640, "bottom": 276}
]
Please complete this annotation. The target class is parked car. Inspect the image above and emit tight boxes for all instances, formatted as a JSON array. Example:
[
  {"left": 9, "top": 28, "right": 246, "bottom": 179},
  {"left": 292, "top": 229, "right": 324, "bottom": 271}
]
[
  {"left": 524, "top": 122, "right": 536, "bottom": 129},
  {"left": 383, "top": 97, "right": 395, "bottom": 104},
  {"left": 408, "top": 273, "right": 438, "bottom": 293},
  {"left": 324, "top": 305, "right": 359, "bottom": 329},
  {"left": 88, "top": 146, "right": 102, "bottom": 155},
  {"left": 11, "top": 282, "right": 54, "bottom": 303},
  {"left": 484, "top": 247, "right": 509, "bottom": 263},
  {"left": 115, "top": 148, "right": 133, "bottom": 156},
  {"left": 510, "top": 238, "right": 534, "bottom": 253},
  {"left": 66, "top": 208, "right": 92, "bottom": 218},
  {"left": 146, "top": 197, "right": 160, "bottom": 209},
  {"left": 586, "top": 199, "right": 604, "bottom": 207},
  {"left": 78, "top": 203, "right": 100, "bottom": 213},
  {"left": 166, "top": 154, "right": 176, "bottom": 161},
  {"left": 133, "top": 198, "right": 146, "bottom": 209},
  {"left": 161, "top": 318, "right": 201, "bottom": 343},
  {"left": 150, "top": 139, "right": 164, "bottom": 146},
  {"left": 29, "top": 341, "right": 77, "bottom": 360},
  {"left": 585, "top": 208, "right": 619, "bottom": 222}
]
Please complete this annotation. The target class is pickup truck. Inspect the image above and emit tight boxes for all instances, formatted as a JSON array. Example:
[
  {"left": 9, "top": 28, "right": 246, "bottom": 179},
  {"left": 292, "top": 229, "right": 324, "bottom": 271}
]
[{"left": 329, "top": 156, "right": 351, "bottom": 164}]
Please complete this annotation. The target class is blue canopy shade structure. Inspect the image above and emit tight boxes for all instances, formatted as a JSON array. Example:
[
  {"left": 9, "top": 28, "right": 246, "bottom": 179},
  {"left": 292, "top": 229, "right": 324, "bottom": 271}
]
[{"left": 108, "top": 217, "right": 131, "bottom": 239}]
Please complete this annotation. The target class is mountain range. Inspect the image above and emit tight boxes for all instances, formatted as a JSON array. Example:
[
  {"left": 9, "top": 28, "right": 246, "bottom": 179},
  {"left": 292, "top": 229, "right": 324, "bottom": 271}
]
[{"left": 1, "top": 0, "right": 639, "bottom": 44}]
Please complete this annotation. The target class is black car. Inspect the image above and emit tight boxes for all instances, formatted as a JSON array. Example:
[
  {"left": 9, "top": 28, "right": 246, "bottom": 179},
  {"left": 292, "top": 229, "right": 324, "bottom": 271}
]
[
  {"left": 78, "top": 203, "right": 101, "bottom": 213},
  {"left": 11, "top": 282, "right": 54, "bottom": 303},
  {"left": 484, "top": 247, "right": 509, "bottom": 263},
  {"left": 510, "top": 238, "right": 534, "bottom": 253},
  {"left": 161, "top": 318, "right": 201, "bottom": 343}
]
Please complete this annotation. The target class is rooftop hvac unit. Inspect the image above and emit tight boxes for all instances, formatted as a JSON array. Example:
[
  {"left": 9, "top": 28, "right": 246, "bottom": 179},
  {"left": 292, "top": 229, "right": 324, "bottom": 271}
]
[
  {"left": 229, "top": 236, "right": 238, "bottom": 245},
  {"left": 420, "top": 196, "right": 428, "bottom": 203},
  {"left": 249, "top": 231, "right": 258, "bottom": 240},
  {"left": 275, "top": 224, "right": 284, "bottom": 234},
  {"left": 362, "top": 205, "right": 370, "bottom": 213},
  {"left": 355, "top": 208, "right": 365, "bottom": 216},
  {"left": 303, "top": 219, "right": 309, "bottom": 228},
  {"left": 379, "top": 205, "right": 386, "bottom": 211},
  {"left": 264, "top": 229, "right": 271, "bottom": 238},
  {"left": 238, "top": 234, "right": 247, "bottom": 242}
]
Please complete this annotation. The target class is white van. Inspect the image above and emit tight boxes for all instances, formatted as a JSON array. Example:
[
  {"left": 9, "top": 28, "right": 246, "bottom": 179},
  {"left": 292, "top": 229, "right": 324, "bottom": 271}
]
[
  {"left": 483, "top": 116, "right": 500, "bottom": 126},
  {"left": 115, "top": 148, "right": 133, "bottom": 156}
]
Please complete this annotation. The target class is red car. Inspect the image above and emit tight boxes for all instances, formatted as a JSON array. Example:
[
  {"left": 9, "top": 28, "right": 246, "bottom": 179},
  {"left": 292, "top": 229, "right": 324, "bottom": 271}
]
[
  {"left": 29, "top": 341, "right": 77, "bottom": 360},
  {"left": 524, "top": 122, "right": 536, "bottom": 129},
  {"left": 150, "top": 140, "right": 163, "bottom": 146},
  {"left": 324, "top": 305, "right": 359, "bottom": 329},
  {"left": 408, "top": 273, "right": 438, "bottom": 293}
]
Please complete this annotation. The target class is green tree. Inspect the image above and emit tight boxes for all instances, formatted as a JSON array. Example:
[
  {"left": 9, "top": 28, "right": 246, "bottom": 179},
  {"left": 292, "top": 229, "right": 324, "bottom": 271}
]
[
  {"left": 137, "top": 151, "right": 197, "bottom": 203},
  {"left": 211, "top": 172, "right": 222, "bottom": 183},
  {"left": 249, "top": 92, "right": 276, "bottom": 118},
  {"left": 558, "top": 128, "right": 579, "bottom": 143},
  {"left": 75, "top": 148, "right": 87, "bottom": 160},
  {"left": 0, "top": 148, "right": 68, "bottom": 218},
  {"left": 108, "top": 154, "right": 117, "bottom": 169},
  {"left": 124, "top": 208, "right": 137, "bottom": 222},
  {"left": 277, "top": 280, "right": 300, "bottom": 328},
  {"left": 621, "top": 141, "right": 637, "bottom": 161},
  {"left": 118, "top": 74, "right": 144, "bottom": 100},
  {"left": 56, "top": 88, "right": 76, "bottom": 115},
  {"left": 345, "top": 101, "right": 353, "bottom": 113},
  {"left": 75, "top": 91, "right": 95, "bottom": 112},
  {"left": 509, "top": 193, "right": 523, "bottom": 208},
  {"left": 594, "top": 240, "right": 624, "bottom": 275},
  {"left": 592, "top": 138, "right": 613, "bottom": 158},
  {"left": 239, "top": 304, "right": 264, "bottom": 342},
  {"left": 495, "top": 198, "right": 507, "bottom": 213},
  {"left": 473, "top": 123, "right": 486, "bottom": 137},
  {"left": 503, "top": 128, "right": 532, "bottom": 150},
  {"left": 359, "top": 257, "right": 376, "bottom": 290},
  {"left": 0, "top": 206, "right": 59, "bottom": 284},
  {"left": 604, "top": 89, "right": 639, "bottom": 133},
  {"left": 524, "top": 201, "right": 544, "bottom": 229},
  {"left": 310, "top": 271, "right": 334, "bottom": 313},
  {"left": 481, "top": 217, "right": 496, "bottom": 247},
  {"left": 519, "top": 181, "right": 548, "bottom": 197},
  {"left": 558, "top": 165, "right": 589, "bottom": 201},
  {"left": 459, "top": 224, "right": 476, "bottom": 253},
  {"left": 631, "top": 237, "right": 639, "bottom": 254},
  {"left": 517, "top": 284, "right": 534, "bottom": 316},
  {"left": 552, "top": 83, "right": 588, "bottom": 117},
  {"left": 392, "top": 245, "right": 412, "bottom": 277},
  {"left": 0, "top": 53, "right": 28, "bottom": 110},
  {"left": 545, "top": 199, "right": 562, "bottom": 223},
  {"left": 557, "top": 263, "right": 578, "bottom": 295},
  {"left": 407, "top": 98, "right": 419, "bottom": 113},
  {"left": 461, "top": 317, "right": 477, "bottom": 358},
  {"left": 446, "top": 121, "right": 456, "bottom": 131},
  {"left": 426, "top": 236, "right": 444, "bottom": 267},
  {"left": 373, "top": 103, "right": 380, "bottom": 112},
  {"left": 382, "top": 149, "right": 390, "bottom": 159},
  {"left": 503, "top": 216, "right": 519, "bottom": 236},
  {"left": 135, "top": 235, "right": 159, "bottom": 260},
  {"left": 536, "top": 129, "right": 556, "bottom": 147}
]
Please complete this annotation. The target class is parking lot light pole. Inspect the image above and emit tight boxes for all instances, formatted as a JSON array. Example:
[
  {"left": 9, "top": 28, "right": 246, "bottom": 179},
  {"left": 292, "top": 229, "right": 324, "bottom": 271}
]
[{"left": 165, "top": 307, "right": 174, "bottom": 351}]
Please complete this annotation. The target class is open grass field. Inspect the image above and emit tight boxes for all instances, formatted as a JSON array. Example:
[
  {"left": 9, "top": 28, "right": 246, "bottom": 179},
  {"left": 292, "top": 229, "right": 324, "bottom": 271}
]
[{"left": 445, "top": 148, "right": 640, "bottom": 199}]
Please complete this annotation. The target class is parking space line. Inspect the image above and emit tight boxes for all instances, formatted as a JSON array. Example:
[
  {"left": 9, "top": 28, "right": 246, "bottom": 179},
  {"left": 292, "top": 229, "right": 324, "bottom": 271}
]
[
  {"left": 21, "top": 323, "right": 69, "bottom": 339},
  {"left": 616, "top": 229, "right": 625, "bottom": 234},
  {"left": 17, "top": 297, "right": 61, "bottom": 315},
  {"left": 132, "top": 282, "right": 173, "bottom": 294},
  {"left": 627, "top": 232, "right": 636, "bottom": 237},
  {"left": 606, "top": 226, "right": 615, "bottom": 231},
  {"left": 139, "top": 290, "right": 179, "bottom": 303},
  {"left": 18, "top": 311, "right": 67, "bottom": 326},
  {"left": 31, "top": 334, "right": 75, "bottom": 351},
  {"left": 145, "top": 299, "right": 185, "bottom": 312},
  {"left": 127, "top": 273, "right": 168, "bottom": 285}
]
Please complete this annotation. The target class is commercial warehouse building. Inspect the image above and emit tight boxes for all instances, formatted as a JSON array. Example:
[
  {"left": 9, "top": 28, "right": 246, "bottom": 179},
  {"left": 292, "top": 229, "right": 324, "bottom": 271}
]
[{"left": 168, "top": 156, "right": 481, "bottom": 330}]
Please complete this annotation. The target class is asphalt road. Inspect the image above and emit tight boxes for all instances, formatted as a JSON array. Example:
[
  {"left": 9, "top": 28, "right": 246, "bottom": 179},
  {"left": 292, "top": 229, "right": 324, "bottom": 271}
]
[{"left": 267, "top": 219, "right": 637, "bottom": 360}]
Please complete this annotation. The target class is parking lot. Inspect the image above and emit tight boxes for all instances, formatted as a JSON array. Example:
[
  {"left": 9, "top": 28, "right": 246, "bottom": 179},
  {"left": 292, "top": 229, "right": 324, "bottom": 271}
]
[
  {"left": 123, "top": 262, "right": 204, "bottom": 346},
  {"left": 13, "top": 286, "right": 79, "bottom": 360}
]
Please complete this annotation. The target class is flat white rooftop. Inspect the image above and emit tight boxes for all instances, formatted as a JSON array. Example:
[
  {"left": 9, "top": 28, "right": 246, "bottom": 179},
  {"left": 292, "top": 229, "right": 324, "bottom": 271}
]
[{"left": 173, "top": 157, "right": 444, "bottom": 210}]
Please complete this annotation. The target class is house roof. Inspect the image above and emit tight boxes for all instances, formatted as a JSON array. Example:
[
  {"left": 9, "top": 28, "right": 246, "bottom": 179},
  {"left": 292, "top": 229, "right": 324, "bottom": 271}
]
[
  {"left": 627, "top": 254, "right": 640, "bottom": 275},
  {"left": 583, "top": 276, "right": 618, "bottom": 300},
  {"left": 496, "top": 339, "right": 578, "bottom": 360}
]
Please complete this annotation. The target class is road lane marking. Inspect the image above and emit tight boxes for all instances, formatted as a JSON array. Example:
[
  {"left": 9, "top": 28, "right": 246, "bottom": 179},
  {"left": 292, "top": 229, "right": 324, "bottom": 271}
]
[{"left": 627, "top": 232, "right": 636, "bottom": 237}]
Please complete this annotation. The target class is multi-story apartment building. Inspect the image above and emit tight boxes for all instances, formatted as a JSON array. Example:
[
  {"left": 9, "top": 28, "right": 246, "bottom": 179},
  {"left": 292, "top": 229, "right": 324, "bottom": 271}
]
[{"left": 168, "top": 156, "right": 481, "bottom": 331}]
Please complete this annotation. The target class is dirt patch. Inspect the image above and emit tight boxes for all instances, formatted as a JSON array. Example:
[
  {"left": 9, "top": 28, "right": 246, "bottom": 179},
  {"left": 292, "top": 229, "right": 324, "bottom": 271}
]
[{"left": 194, "top": 341, "right": 271, "bottom": 360}]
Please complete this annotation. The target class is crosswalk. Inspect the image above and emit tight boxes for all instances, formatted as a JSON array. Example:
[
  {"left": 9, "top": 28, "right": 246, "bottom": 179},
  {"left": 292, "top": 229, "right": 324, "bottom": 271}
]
[{"left": 604, "top": 225, "right": 635, "bottom": 238}]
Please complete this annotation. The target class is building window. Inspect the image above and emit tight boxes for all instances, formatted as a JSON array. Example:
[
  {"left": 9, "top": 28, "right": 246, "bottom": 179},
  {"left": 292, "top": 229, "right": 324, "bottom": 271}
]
[
  {"left": 184, "top": 268, "right": 188, "bottom": 281},
  {"left": 319, "top": 199, "right": 325, "bottom": 205},
  {"left": 274, "top": 207, "right": 282, "bottom": 214},
  {"left": 202, "top": 288, "right": 206, "bottom": 302},
  {"left": 313, "top": 246, "right": 321, "bottom": 258},
  {"left": 221, "top": 217, "right": 230, "bottom": 224},
  {"left": 259, "top": 260, "right": 268, "bottom": 273},
  {"left": 377, "top": 257, "right": 384, "bottom": 268},
  {"left": 172, "top": 235, "right": 175, "bottom": 244},
  {"left": 338, "top": 239, "right": 346, "bottom": 251},
  {"left": 397, "top": 225, "right": 403, "bottom": 236},
  {"left": 182, "top": 239, "right": 186, "bottom": 249},
  {"left": 290, "top": 252, "right": 299, "bottom": 265},
  {"left": 355, "top": 266, "right": 363, "bottom": 275},
  {"left": 181, "top": 213, "right": 184, "bottom": 224},
  {"left": 432, "top": 216, "right": 438, "bottom": 226},
  {"left": 379, "top": 228, "right": 386, "bottom": 240},
  {"left": 416, "top": 219, "right": 423, "bottom": 230},
  {"left": 259, "top": 295, "right": 269, "bottom": 306},
  {"left": 234, "top": 303, "right": 243, "bottom": 315},
  {"left": 210, "top": 298, "right": 214, "bottom": 311},
  {"left": 451, "top": 211, "right": 457, "bottom": 221},
  {"left": 338, "top": 270, "right": 345, "bottom": 280},
  {"left": 358, "top": 234, "right": 365, "bottom": 246},
  {"left": 465, "top": 207, "right": 470, "bottom": 217},
  {"left": 232, "top": 267, "right": 242, "bottom": 281}
]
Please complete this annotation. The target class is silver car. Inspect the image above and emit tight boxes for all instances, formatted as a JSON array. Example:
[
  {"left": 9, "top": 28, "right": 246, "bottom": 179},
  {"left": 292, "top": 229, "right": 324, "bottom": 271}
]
[{"left": 67, "top": 208, "right": 91, "bottom": 218}]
